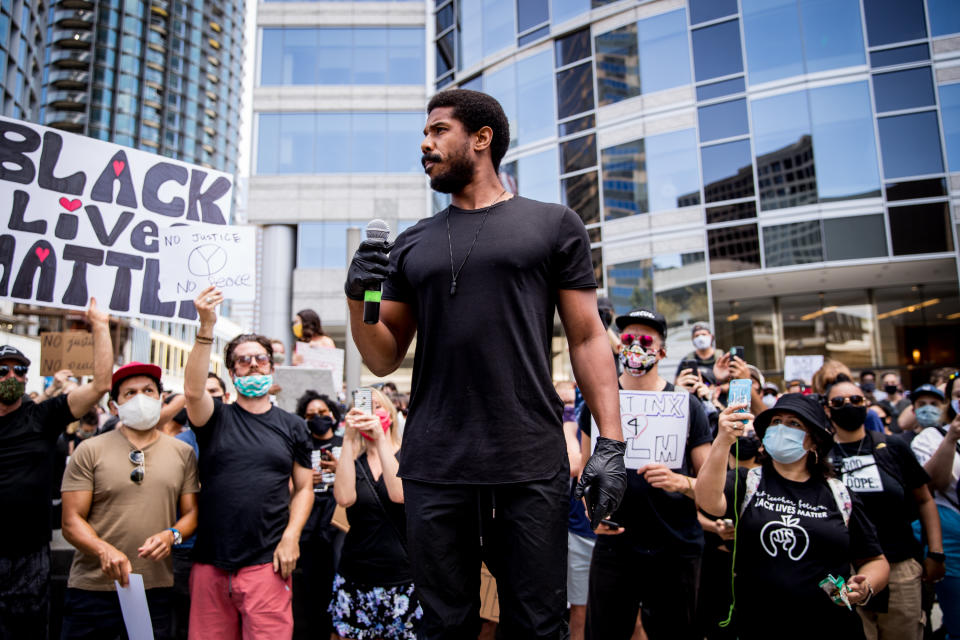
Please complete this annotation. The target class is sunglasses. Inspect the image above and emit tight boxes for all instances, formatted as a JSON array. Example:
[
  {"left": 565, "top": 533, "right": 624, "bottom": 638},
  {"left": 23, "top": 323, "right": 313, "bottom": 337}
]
[
  {"left": 234, "top": 354, "right": 271, "bottom": 367},
  {"left": 828, "top": 395, "right": 865, "bottom": 409},
  {"left": 0, "top": 364, "right": 28, "bottom": 378},
  {"left": 129, "top": 450, "right": 145, "bottom": 484},
  {"left": 620, "top": 334, "right": 655, "bottom": 348}
]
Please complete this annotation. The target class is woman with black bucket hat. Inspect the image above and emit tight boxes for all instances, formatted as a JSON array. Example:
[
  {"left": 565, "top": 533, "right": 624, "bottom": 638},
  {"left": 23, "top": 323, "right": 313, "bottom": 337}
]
[{"left": 696, "top": 393, "right": 889, "bottom": 640}]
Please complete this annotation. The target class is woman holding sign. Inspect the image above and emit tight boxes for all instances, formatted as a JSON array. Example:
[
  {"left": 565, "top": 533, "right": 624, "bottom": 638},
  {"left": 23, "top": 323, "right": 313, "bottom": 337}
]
[{"left": 696, "top": 393, "right": 889, "bottom": 640}]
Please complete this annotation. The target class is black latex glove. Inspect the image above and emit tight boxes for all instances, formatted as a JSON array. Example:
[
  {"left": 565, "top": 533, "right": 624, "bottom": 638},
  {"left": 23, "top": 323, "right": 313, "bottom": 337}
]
[
  {"left": 574, "top": 436, "right": 627, "bottom": 529},
  {"left": 344, "top": 239, "right": 394, "bottom": 301}
]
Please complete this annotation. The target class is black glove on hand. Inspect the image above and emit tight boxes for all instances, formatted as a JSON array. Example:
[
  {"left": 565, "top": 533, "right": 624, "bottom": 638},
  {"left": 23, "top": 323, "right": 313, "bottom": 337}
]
[
  {"left": 345, "top": 239, "right": 394, "bottom": 301},
  {"left": 574, "top": 436, "right": 627, "bottom": 529}
]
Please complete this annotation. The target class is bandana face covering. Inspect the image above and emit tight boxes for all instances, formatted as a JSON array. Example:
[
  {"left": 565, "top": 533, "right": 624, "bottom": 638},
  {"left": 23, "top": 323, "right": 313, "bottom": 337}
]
[{"left": 619, "top": 345, "right": 657, "bottom": 377}]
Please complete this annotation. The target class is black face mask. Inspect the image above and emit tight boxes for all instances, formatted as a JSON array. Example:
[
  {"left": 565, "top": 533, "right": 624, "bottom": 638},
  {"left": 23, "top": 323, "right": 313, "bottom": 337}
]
[
  {"left": 308, "top": 415, "right": 335, "bottom": 437},
  {"left": 861, "top": 382, "right": 875, "bottom": 393},
  {"left": 734, "top": 434, "right": 761, "bottom": 460},
  {"left": 883, "top": 384, "right": 899, "bottom": 396},
  {"left": 830, "top": 405, "right": 867, "bottom": 432}
]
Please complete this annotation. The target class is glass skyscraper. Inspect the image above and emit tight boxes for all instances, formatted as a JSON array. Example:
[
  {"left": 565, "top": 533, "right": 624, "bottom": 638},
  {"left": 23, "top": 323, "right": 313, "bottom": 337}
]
[{"left": 0, "top": 0, "right": 46, "bottom": 120}]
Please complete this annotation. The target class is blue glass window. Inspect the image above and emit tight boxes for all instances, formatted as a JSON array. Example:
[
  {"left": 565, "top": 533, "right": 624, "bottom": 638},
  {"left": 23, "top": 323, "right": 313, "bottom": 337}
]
[
  {"left": 484, "top": 50, "right": 555, "bottom": 147},
  {"left": 873, "top": 67, "right": 935, "bottom": 112},
  {"left": 800, "top": 0, "right": 864, "bottom": 73},
  {"left": 637, "top": 10, "right": 691, "bottom": 94},
  {"left": 870, "top": 44, "right": 929, "bottom": 67},
  {"left": 595, "top": 24, "right": 639, "bottom": 105},
  {"left": 763, "top": 221, "right": 823, "bottom": 267},
  {"left": 561, "top": 134, "right": 596, "bottom": 173},
  {"left": 459, "top": 0, "right": 483, "bottom": 69},
  {"left": 708, "top": 223, "right": 761, "bottom": 272},
  {"left": 877, "top": 112, "right": 945, "bottom": 179},
  {"left": 752, "top": 89, "right": 816, "bottom": 209},
  {"left": 298, "top": 222, "right": 359, "bottom": 269},
  {"left": 698, "top": 98, "right": 749, "bottom": 143},
  {"left": 552, "top": 0, "right": 589, "bottom": 24},
  {"left": 863, "top": 0, "right": 927, "bottom": 47},
  {"left": 482, "top": 0, "right": 514, "bottom": 58},
  {"left": 556, "top": 28, "right": 590, "bottom": 67},
  {"left": 556, "top": 62, "right": 594, "bottom": 119},
  {"left": 602, "top": 139, "right": 645, "bottom": 219},
  {"left": 701, "top": 139, "right": 754, "bottom": 203},
  {"left": 517, "top": 148, "right": 560, "bottom": 202},
  {"left": 823, "top": 215, "right": 887, "bottom": 260},
  {"left": 940, "top": 84, "right": 960, "bottom": 172},
  {"left": 689, "top": 0, "right": 738, "bottom": 25},
  {"left": 929, "top": 0, "right": 960, "bottom": 37},
  {"left": 888, "top": 203, "right": 952, "bottom": 255},
  {"left": 518, "top": 0, "right": 548, "bottom": 32},
  {"left": 691, "top": 20, "right": 743, "bottom": 82},
  {"left": 696, "top": 76, "right": 745, "bottom": 100}
]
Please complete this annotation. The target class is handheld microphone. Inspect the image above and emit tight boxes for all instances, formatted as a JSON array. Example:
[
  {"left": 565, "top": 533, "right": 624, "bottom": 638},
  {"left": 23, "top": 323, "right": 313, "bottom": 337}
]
[{"left": 363, "top": 219, "right": 391, "bottom": 325}]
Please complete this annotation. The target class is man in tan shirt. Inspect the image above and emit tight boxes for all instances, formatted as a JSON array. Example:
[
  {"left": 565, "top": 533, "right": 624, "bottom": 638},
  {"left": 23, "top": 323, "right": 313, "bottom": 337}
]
[{"left": 61, "top": 362, "right": 199, "bottom": 640}]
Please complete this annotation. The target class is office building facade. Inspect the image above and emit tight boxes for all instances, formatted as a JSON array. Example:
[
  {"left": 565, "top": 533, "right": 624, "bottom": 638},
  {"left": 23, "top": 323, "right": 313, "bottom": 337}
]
[
  {"left": 427, "top": 0, "right": 960, "bottom": 384},
  {"left": 0, "top": 0, "right": 46, "bottom": 120}
]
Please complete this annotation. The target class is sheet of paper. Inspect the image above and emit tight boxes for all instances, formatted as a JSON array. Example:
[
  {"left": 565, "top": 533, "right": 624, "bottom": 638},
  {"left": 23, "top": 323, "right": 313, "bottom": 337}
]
[
  {"left": 592, "top": 390, "right": 690, "bottom": 470},
  {"left": 114, "top": 573, "right": 155, "bottom": 640},
  {"left": 157, "top": 224, "right": 256, "bottom": 302}
]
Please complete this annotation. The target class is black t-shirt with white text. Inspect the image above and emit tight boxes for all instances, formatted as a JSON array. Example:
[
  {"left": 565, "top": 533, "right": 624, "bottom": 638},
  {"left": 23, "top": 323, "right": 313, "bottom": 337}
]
[
  {"left": 193, "top": 402, "right": 312, "bottom": 571},
  {"left": 383, "top": 197, "right": 596, "bottom": 484},
  {"left": 0, "top": 394, "right": 75, "bottom": 556},
  {"left": 829, "top": 434, "right": 929, "bottom": 562},
  {"left": 712, "top": 464, "right": 881, "bottom": 640}
]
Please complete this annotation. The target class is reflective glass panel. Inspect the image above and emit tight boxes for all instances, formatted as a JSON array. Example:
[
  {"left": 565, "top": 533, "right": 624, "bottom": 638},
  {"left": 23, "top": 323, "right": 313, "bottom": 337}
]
[
  {"left": 608, "top": 259, "right": 654, "bottom": 313},
  {"left": 350, "top": 113, "right": 387, "bottom": 172},
  {"left": 763, "top": 220, "right": 823, "bottom": 267},
  {"left": 863, "top": 0, "right": 927, "bottom": 47},
  {"left": 552, "top": 0, "right": 589, "bottom": 24},
  {"left": 595, "top": 24, "right": 639, "bottom": 105},
  {"left": 809, "top": 82, "right": 881, "bottom": 201},
  {"left": 929, "top": 0, "right": 960, "bottom": 37},
  {"left": 708, "top": 223, "right": 761, "bottom": 272},
  {"left": 646, "top": 129, "right": 701, "bottom": 211},
  {"left": 752, "top": 89, "right": 817, "bottom": 209},
  {"left": 638, "top": 10, "right": 691, "bottom": 93},
  {"left": 556, "top": 28, "right": 590, "bottom": 67},
  {"left": 256, "top": 114, "right": 280, "bottom": 174},
  {"left": 298, "top": 222, "right": 354, "bottom": 268},
  {"left": 601, "top": 139, "right": 645, "bottom": 219},
  {"left": 742, "top": 0, "right": 804, "bottom": 85},
  {"left": 870, "top": 44, "right": 929, "bottom": 68},
  {"left": 940, "top": 83, "right": 960, "bottom": 172},
  {"left": 517, "top": 148, "right": 560, "bottom": 202},
  {"left": 389, "top": 28, "right": 426, "bottom": 84},
  {"left": 698, "top": 98, "right": 749, "bottom": 143},
  {"left": 386, "top": 112, "right": 424, "bottom": 173},
  {"left": 885, "top": 178, "right": 947, "bottom": 201},
  {"left": 877, "top": 112, "right": 945, "bottom": 179},
  {"left": 354, "top": 29, "right": 389, "bottom": 84},
  {"left": 696, "top": 76, "right": 745, "bottom": 101},
  {"left": 888, "top": 203, "right": 952, "bottom": 255},
  {"left": 459, "top": 0, "right": 482, "bottom": 69},
  {"left": 516, "top": 50, "right": 555, "bottom": 145},
  {"left": 559, "top": 114, "right": 595, "bottom": 137},
  {"left": 278, "top": 113, "right": 315, "bottom": 174},
  {"left": 689, "top": 0, "right": 738, "bottom": 25},
  {"left": 691, "top": 19, "right": 743, "bottom": 82},
  {"left": 822, "top": 214, "right": 888, "bottom": 260},
  {"left": 652, "top": 252, "right": 708, "bottom": 339},
  {"left": 711, "top": 297, "right": 777, "bottom": 370},
  {"left": 875, "top": 283, "right": 960, "bottom": 371},
  {"left": 702, "top": 139, "right": 755, "bottom": 203},
  {"left": 563, "top": 170, "right": 600, "bottom": 224},
  {"left": 436, "top": 3, "right": 454, "bottom": 32},
  {"left": 561, "top": 133, "right": 596, "bottom": 173},
  {"left": 483, "top": 0, "right": 514, "bottom": 57},
  {"left": 780, "top": 290, "right": 873, "bottom": 367},
  {"left": 518, "top": 0, "right": 548, "bottom": 32},
  {"left": 484, "top": 62, "right": 518, "bottom": 147},
  {"left": 873, "top": 67, "right": 935, "bottom": 113},
  {"left": 800, "top": 0, "right": 865, "bottom": 74},
  {"left": 706, "top": 200, "right": 757, "bottom": 224},
  {"left": 557, "top": 61, "right": 594, "bottom": 119}
]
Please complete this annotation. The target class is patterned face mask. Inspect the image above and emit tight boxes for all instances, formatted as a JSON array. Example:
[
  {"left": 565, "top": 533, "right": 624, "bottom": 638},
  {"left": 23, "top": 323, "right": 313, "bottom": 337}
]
[
  {"left": 233, "top": 374, "right": 273, "bottom": 398},
  {"left": 619, "top": 345, "right": 658, "bottom": 377}
]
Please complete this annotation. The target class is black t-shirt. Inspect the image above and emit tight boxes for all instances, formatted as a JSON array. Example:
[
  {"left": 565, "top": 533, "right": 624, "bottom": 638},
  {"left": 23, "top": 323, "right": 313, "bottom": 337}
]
[
  {"left": 828, "top": 433, "right": 929, "bottom": 562},
  {"left": 302, "top": 434, "right": 343, "bottom": 543},
  {"left": 711, "top": 464, "right": 881, "bottom": 640},
  {"left": 0, "top": 394, "right": 75, "bottom": 556},
  {"left": 675, "top": 349, "right": 721, "bottom": 387},
  {"left": 192, "top": 402, "right": 312, "bottom": 571},
  {"left": 382, "top": 197, "right": 596, "bottom": 484},
  {"left": 594, "top": 382, "right": 712, "bottom": 555},
  {"left": 338, "top": 453, "right": 411, "bottom": 586}
]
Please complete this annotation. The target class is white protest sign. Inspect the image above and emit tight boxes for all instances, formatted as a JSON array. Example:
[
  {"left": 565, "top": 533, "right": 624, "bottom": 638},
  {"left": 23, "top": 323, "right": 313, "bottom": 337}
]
[
  {"left": 594, "top": 390, "right": 689, "bottom": 469},
  {"left": 273, "top": 366, "right": 336, "bottom": 413},
  {"left": 784, "top": 355, "right": 824, "bottom": 385},
  {"left": 0, "top": 114, "right": 233, "bottom": 322},
  {"left": 295, "top": 343, "right": 344, "bottom": 387},
  {"left": 114, "top": 573, "right": 154, "bottom": 640},
  {"left": 158, "top": 224, "right": 256, "bottom": 302}
]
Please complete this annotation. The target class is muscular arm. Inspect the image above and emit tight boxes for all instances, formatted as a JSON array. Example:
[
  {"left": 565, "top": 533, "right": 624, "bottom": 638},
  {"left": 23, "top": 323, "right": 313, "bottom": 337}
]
[
  {"left": 347, "top": 299, "right": 417, "bottom": 377},
  {"left": 66, "top": 300, "right": 113, "bottom": 418},
  {"left": 557, "top": 289, "right": 622, "bottom": 443},
  {"left": 183, "top": 289, "right": 220, "bottom": 427},
  {"left": 564, "top": 421, "right": 583, "bottom": 478},
  {"left": 62, "top": 490, "right": 132, "bottom": 586},
  {"left": 333, "top": 437, "right": 358, "bottom": 507}
]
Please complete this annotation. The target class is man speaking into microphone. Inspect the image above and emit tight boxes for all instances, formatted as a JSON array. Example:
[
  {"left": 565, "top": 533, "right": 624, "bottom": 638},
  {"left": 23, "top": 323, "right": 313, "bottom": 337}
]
[{"left": 345, "top": 89, "right": 625, "bottom": 640}]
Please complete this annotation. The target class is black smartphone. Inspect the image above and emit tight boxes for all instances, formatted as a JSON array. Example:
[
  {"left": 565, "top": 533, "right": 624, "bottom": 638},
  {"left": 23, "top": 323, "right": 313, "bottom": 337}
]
[
  {"left": 678, "top": 358, "right": 699, "bottom": 374},
  {"left": 730, "top": 346, "right": 745, "bottom": 361},
  {"left": 600, "top": 519, "right": 622, "bottom": 530}
]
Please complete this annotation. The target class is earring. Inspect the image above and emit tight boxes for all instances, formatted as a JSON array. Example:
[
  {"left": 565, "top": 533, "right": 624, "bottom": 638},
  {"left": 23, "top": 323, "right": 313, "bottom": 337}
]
[{"left": 810, "top": 449, "right": 818, "bottom": 464}]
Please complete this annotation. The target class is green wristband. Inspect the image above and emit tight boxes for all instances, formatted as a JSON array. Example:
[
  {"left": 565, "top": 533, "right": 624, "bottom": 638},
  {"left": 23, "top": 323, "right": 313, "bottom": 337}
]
[{"left": 364, "top": 290, "right": 382, "bottom": 303}]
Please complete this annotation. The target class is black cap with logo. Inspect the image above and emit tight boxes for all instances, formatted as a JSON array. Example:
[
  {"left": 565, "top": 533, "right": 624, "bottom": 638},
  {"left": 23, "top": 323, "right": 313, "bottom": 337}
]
[{"left": 615, "top": 307, "right": 668, "bottom": 339}]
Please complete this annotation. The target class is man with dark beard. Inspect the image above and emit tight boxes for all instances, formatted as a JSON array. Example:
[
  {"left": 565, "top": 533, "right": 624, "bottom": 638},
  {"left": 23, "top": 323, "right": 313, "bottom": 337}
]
[
  {"left": 0, "top": 299, "right": 113, "bottom": 639},
  {"left": 344, "top": 89, "right": 626, "bottom": 639}
]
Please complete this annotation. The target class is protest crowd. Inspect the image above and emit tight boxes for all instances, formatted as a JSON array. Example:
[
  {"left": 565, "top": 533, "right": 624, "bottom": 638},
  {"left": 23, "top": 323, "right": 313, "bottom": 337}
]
[{"left": 0, "top": 89, "right": 958, "bottom": 640}]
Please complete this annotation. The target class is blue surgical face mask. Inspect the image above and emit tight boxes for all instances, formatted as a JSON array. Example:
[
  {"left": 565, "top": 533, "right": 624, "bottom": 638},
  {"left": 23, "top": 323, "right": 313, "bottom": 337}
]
[
  {"left": 915, "top": 404, "right": 943, "bottom": 429},
  {"left": 234, "top": 374, "right": 273, "bottom": 398},
  {"left": 952, "top": 399, "right": 959, "bottom": 416},
  {"left": 762, "top": 424, "right": 809, "bottom": 464}
]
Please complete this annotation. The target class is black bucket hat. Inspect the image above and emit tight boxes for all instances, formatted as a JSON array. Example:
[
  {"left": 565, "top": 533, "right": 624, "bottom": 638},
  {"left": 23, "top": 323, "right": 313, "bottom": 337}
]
[{"left": 754, "top": 393, "right": 832, "bottom": 440}]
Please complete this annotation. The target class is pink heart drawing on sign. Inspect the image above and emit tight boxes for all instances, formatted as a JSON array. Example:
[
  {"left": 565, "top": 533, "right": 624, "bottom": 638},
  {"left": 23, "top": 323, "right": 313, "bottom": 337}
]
[
  {"left": 622, "top": 413, "right": 648, "bottom": 438},
  {"left": 112, "top": 160, "right": 125, "bottom": 176},
  {"left": 35, "top": 247, "right": 50, "bottom": 263},
  {"left": 59, "top": 197, "right": 82, "bottom": 211}
]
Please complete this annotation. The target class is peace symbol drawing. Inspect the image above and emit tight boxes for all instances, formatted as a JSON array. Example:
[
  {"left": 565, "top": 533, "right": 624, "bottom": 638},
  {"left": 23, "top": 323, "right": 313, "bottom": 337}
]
[{"left": 187, "top": 244, "right": 228, "bottom": 277}]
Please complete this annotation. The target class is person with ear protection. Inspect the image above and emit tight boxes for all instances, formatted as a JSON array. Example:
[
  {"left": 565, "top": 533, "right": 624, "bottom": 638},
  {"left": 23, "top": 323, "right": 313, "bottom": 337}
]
[
  {"left": 61, "top": 362, "right": 200, "bottom": 640},
  {"left": 696, "top": 393, "right": 889, "bottom": 640},
  {"left": 826, "top": 376, "right": 943, "bottom": 640}
]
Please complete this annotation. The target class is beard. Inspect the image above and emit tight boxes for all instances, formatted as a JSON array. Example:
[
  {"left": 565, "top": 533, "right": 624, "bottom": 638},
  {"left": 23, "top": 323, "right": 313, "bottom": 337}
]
[{"left": 423, "top": 142, "right": 475, "bottom": 194}]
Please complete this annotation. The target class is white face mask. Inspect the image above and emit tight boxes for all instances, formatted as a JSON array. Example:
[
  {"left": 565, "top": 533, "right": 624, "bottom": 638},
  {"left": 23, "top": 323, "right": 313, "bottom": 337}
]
[
  {"left": 118, "top": 394, "right": 162, "bottom": 431},
  {"left": 692, "top": 334, "right": 712, "bottom": 351}
]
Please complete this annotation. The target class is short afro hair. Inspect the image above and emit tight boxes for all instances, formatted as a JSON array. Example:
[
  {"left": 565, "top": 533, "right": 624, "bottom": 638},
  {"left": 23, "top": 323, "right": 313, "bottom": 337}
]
[
  {"left": 427, "top": 89, "right": 510, "bottom": 172},
  {"left": 295, "top": 390, "right": 342, "bottom": 424}
]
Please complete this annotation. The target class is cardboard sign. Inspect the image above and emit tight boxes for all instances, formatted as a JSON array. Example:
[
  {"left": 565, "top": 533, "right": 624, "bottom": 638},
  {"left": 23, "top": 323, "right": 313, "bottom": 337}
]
[
  {"left": 784, "top": 355, "right": 824, "bottom": 385},
  {"left": 40, "top": 331, "right": 94, "bottom": 375},
  {"left": 295, "top": 344, "right": 344, "bottom": 387},
  {"left": 597, "top": 390, "right": 690, "bottom": 470},
  {"left": 272, "top": 366, "right": 336, "bottom": 413},
  {"left": 479, "top": 564, "right": 499, "bottom": 622},
  {"left": 157, "top": 224, "right": 256, "bottom": 302},
  {"left": 0, "top": 115, "right": 233, "bottom": 322}
]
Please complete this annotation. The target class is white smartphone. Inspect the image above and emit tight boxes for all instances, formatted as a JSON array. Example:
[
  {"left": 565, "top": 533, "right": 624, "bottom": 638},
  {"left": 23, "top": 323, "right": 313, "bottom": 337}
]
[{"left": 353, "top": 388, "right": 373, "bottom": 415}]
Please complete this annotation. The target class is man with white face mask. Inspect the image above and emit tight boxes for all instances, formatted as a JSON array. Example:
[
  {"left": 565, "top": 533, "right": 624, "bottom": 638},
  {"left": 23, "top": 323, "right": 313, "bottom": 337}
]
[
  {"left": 676, "top": 322, "right": 722, "bottom": 387},
  {"left": 61, "top": 362, "right": 200, "bottom": 640}
]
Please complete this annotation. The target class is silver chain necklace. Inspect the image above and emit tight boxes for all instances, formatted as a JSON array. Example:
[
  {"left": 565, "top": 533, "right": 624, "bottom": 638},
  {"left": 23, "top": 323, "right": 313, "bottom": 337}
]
[{"left": 445, "top": 189, "right": 507, "bottom": 296}]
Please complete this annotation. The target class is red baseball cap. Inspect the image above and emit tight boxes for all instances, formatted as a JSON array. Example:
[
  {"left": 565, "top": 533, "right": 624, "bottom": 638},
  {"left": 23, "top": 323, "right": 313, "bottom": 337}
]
[{"left": 112, "top": 362, "right": 162, "bottom": 388}]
